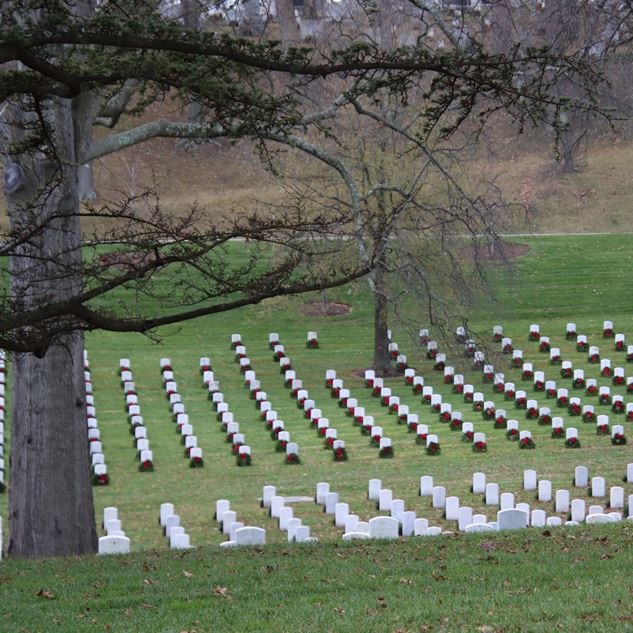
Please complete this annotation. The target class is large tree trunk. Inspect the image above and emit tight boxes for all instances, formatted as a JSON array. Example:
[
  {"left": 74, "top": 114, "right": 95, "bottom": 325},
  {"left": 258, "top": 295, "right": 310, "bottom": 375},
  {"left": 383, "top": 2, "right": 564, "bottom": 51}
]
[{"left": 4, "top": 95, "right": 97, "bottom": 557}]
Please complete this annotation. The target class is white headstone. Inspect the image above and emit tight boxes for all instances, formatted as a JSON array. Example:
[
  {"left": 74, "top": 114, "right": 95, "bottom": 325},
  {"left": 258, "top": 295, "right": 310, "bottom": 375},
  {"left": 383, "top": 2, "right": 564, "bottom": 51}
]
[
  {"left": 523, "top": 470, "right": 537, "bottom": 491},
  {"left": 538, "top": 480, "right": 552, "bottom": 502},
  {"left": 432, "top": 486, "right": 446, "bottom": 509},
  {"left": 485, "top": 483, "right": 499, "bottom": 506},
  {"left": 591, "top": 477, "right": 606, "bottom": 498},
  {"left": 497, "top": 509, "right": 529, "bottom": 531},
  {"left": 555, "top": 489, "right": 570, "bottom": 514},
  {"left": 472, "top": 472, "right": 486, "bottom": 495},
  {"left": 419, "top": 476, "right": 434, "bottom": 496},
  {"left": 368, "top": 516, "right": 399, "bottom": 540}
]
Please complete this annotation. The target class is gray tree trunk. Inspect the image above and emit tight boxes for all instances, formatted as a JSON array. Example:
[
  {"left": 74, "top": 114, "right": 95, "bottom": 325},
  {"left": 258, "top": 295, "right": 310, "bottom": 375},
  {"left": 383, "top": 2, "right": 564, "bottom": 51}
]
[
  {"left": 276, "top": 0, "right": 300, "bottom": 47},
  {"left": 4, "top": 95, "right": 97, "bottom": 557}
]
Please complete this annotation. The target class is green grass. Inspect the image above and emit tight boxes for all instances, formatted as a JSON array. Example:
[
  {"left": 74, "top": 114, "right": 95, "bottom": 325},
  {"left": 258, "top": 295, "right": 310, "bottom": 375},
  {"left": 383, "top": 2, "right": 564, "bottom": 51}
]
[
  {"left": 2, "top": 526, "right": 633, "bottom": 632},
  {"left": 2, "top": 233, "right": 633, "bottom": 630}
]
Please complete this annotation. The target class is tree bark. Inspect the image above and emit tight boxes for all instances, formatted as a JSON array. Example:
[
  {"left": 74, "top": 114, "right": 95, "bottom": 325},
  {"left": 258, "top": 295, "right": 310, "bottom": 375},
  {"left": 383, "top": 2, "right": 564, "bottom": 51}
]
[
  {"left": 4, "top": 95, "right": 97, "bottom": 557},
  {"left": 277, "top": 0, "right": 300, "bottom": 47}
]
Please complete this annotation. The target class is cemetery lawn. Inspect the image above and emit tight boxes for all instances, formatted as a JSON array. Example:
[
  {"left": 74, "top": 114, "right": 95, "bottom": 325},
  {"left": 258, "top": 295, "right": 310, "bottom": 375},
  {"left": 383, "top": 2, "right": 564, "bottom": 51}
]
[
  {"left": 1, "top": 523, "right": 633, "bottom": 632},
  {"left": 3, "top": 233, "right": 633, "bottom": 630}
]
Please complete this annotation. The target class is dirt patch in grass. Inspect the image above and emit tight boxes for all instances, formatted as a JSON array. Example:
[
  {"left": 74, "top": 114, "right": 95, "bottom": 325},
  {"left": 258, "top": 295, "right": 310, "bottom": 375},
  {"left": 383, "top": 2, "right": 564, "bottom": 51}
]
[
  {"left": 299, "top": 301, "right": 352, "bottom": 317},
  {"left": 467, "top": 240, "right": 531, "bottom": 262}
]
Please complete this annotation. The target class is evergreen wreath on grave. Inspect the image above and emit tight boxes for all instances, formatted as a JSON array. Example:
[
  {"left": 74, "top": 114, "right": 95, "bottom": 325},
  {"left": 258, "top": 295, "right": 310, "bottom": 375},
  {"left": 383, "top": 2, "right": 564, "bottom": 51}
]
[
  {"left": 231, "top": 442, "right": 243, "bottom": 455},
  {"left": 534, "top": 380, "right": 545, "bottom": 391},
  {"left": 378, "top": 445, "right": 394, "bottom": 458},
  {"left": 483, "top": 406, "right": 495, "bottom": 421},
  {"left": 551, "top": 426, "right": 564, "bottom": 438},
  {"left": 576, "top": 340, "right": 589, "bottom": 352},
  {"left": 599, "top": 393, "right": 612, "bottom": 405},
  {"left": 324, "top": 436, "right": 336, "bottom": 450},
  {"left": 307, "top": 337, "right": 319, "bottom": 349},
  {"left": 529, "top": 329, "right": 540, "bottom": 342},
  {"left": 453, "top": 382, "right": 464, "bottom": 394},
  {"left": 506, "top": 428, "right": 519, "bottom": 441},
  {"left": 494, "top": 415, "right": 507, "bottom": 429},
  {"left": 504, "top": 389, "right": 515, "bottom": 401},
  {"left": 519, "top": 437, "right": 536, "bottom": 449},
  {"left": 539, "top": 340, "right": 551, "bottom": 353},
  {"left": 426, "top": 441, "right": 441, "bottom": 455},
  {"left": 275, "top": 439, "right": 288, "bottom": 453},
  {"left": 550, "top": 353, "right": 561, "bottom": 364},
  {"left": 596, "top": 423, "right": 609, "bottom": 435},
  {"left": 188, "top": 454, "right": 204, "bottom": 468},
  {"left": 526, "top": 406, "right": 539, "bottom": 420},
  {"left": 92, "top": 472, "right": 110, "bottom": 486},
  {"left": 370, "top": 433, "right": 382, "bottom": 447},
  {"left": 612, "top": 433, "right": 627, "bottom": 445},
  {"left": 601, "top": 366, "right": 612, "bottom": 378},
  {"left": 511, "top": 356, "right": 523, "bottom": 368},
  {"left": 588, "top": 352, "right": 600, "bottom": 364},
  {"left": 464, "top": 391, "right": 474, "bottom": 402},
  {"left": 413, "top": 382, "right": 424, "bottom": 394},
  {"left": 573, "top": 377, "right": 585, "bottom": 389},
  {"left": 515, "top": 396, "right": 527, "bottom": 409},
  {"left": 502, "top": 342, "right": 513, "bottom": 354},
  {"left": 450, "top": 418, "right": 463, "bottom": 431},
  {"left": 462, "top": 429, "right": 474, "bottom": 442},
  {"left": 235, "top": 453, "right": 250, "bottom": 467},
  {"left": 560, "top": 366, "right": 572, "bottom": 379},
  {"left": 415, "top": 432, "right": 428, "bottom": 445},
  {"left": 407, "top": 421, "right": 418, "bottom": 433},
  {"left": 439, "top": 410, "right": 452, "bottom": 422},
  {"left": 557, "top": 394, "right": 568, "bottom": 407},
  {"left": 613, "top": 373, "right": 625, "bottom": 385},
  {"left": 566, "top": 326, "right": 577, "bottom": 340},
  {"left": 604, "top": 326, "right": 614, "bottom": 339},
  {"left": 586, "top": 384, "right": 598, "bottom": 396},
  {"left": 0, "top": 480, "right": 4, "bottom": 493},
  {"left": 538, "top": 413, "right": 552, "bottom": 426},
  {"left": 333, "top": 446, "right": 348, "bottom": 461},
  {"left": 612, "top": 400, "right": 625, "bottom": 414},
  {"left": 628, "top": 351, "right": 633, "bottom": 363},
  {"left": 433, "top": 358, "right": 445, "bottom": 371},
  {"left": 472, "top": 440, "right": 487, "bottom": 453},
  {"left": 230, "top": 337, "right": 241, "bottom": 349},
  {"left": 568, "top": 402, "right": 581, "bottom": 416},
  {"left": 285, "top": 452, "right": 301, "bottom": 464},
  {"left": 582, "top": 410, "right": 595, "bottom": 423},
  {"left": 565, "top": 437, "right": 581, "bottom": 448},
  {"left": 139, "top": 458, "right": 154, "bottom": 472}
]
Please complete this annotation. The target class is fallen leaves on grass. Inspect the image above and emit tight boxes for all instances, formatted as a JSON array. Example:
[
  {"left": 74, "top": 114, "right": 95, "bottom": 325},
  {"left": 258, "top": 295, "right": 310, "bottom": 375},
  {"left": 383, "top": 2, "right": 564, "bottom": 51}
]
[
  {"left": 182, "top": 571, "right": 193, "bottom": 578},
  {"left": 212, "top": 586, "right": 230, "bottom": 597},
  {"left": 36, "top": 589, "right": 55, "bottom": 599}
]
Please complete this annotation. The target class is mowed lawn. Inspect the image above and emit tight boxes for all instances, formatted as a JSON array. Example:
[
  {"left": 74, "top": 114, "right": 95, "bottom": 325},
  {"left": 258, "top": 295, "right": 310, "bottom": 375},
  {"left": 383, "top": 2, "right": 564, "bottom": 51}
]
[{"left": 2, "top": 233, "right": 633, "bottom": 632}]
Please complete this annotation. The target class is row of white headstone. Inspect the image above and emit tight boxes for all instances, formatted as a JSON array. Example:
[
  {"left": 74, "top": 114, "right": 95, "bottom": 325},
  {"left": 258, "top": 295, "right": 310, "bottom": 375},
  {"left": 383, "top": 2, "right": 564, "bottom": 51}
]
[
  {"left": 203, "top": 359, "right": 252, "bottom": 465},
  {"left": 85, "top": 351, "right": 109, "bottom": 485},
  {"left": 220, "top": 500, "right": 266, "bottom": 545},
  {"left": 495, "top": 334, "right": 632, "bottom": 438},
  {"left": 98, "top": 507, "right": 131, "bottom": 554},
  {"left": 328, "top": 370, "right": 395, "bottom": 456},
  {"left": 408, "top": 331, "right": 629, "bottom": 446},
  {"left": 160, "top": 503, "right": 193, "bottom": 549},
  {"left": 262, "top": 486, "right": 318, "bottom": 543},
  {"left": 119, "top": 358, "right": 154, "bottom": 471},
  {"left": 159, "top": 358, "right": 205, "bottom": 467}
]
